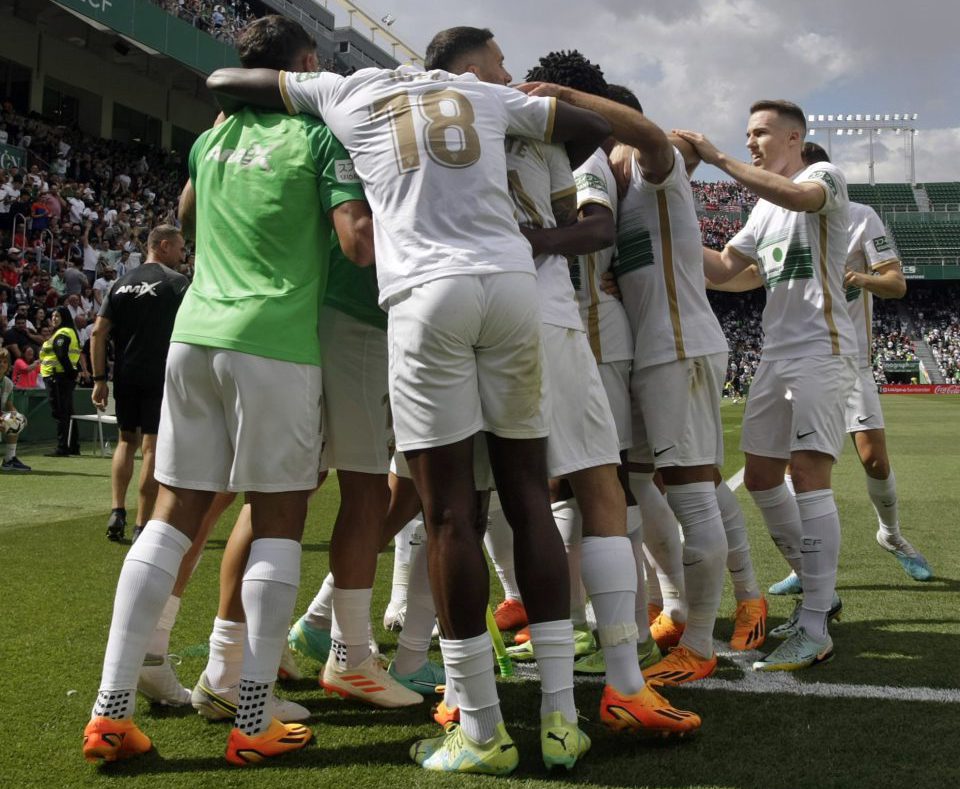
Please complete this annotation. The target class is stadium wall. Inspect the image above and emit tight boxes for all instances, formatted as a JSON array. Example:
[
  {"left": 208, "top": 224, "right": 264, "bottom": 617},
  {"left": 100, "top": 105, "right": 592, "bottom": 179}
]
[{"left": 3, "top": 8, "right": 215, "bottom": 145}]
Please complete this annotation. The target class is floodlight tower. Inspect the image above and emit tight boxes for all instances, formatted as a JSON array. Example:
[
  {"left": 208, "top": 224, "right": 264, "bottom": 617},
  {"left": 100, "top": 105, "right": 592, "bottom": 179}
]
[{"left": 806, "top": 112, "right": 919, "bottom": 186}]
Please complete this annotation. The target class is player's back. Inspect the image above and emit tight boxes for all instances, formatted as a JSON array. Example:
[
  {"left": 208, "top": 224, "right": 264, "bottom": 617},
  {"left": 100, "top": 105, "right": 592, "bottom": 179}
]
[{"left": 281, "top": 67, "right": 558, "bottom": 303}]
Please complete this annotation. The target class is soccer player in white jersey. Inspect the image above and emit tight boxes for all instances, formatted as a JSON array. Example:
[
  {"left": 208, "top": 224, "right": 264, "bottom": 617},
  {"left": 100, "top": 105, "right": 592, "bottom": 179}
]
[
  {"left": 525, "top": 78, "right": 765, "bottom": 683},
  {"left": 208, "top": 40, "right": 611, "bottom": 775},
  {"left": 764, "top": 143, "right": 931, "bottom": 590},
  {"left": 431, "top": 33, "right": 700, "bottom": 744},
  {"left": 675, "top": 100, "right": 859, "bottom": 671}
]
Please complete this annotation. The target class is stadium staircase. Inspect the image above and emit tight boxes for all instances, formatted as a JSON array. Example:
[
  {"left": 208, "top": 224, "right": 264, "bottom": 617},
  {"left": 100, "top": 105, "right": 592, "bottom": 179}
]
[
  {"left": 896, "top": 302, "right": 945, "bottom": 383},
  {"left": 913, "top": 186, "right": 931, "bottom": 212}
]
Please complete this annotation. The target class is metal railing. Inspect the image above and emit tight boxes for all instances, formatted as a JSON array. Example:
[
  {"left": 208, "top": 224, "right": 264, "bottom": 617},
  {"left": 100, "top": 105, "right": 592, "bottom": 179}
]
[{"left": 10, "top": 212, "right": 26, "bottom": 248}]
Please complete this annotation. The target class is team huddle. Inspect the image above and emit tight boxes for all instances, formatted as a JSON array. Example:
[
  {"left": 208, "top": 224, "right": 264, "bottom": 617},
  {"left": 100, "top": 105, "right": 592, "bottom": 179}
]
[{"left": 79, "top": 17, "right": 933, "bottom": 777}]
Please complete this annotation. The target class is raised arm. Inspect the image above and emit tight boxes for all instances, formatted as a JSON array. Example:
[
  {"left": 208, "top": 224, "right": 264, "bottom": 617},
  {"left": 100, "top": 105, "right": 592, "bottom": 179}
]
[
  {"left": 674, "top": 130, "right": 826, "bottom": 213},
  {"left": 206, "top": 68, "right": 285, "bottom": 113},
  {"left": 520, "top": 82, "right": 674, "bottom": 183},
  {"left": 547, "top": 101, "right": 612, "bottom": 170}
]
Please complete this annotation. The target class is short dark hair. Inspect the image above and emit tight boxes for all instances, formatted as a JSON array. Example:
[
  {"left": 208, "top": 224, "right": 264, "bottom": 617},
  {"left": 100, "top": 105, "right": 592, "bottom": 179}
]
[
  {"left": 424, "top": 27, "right": 494, "bottom": 72},
  {"left": 749, "top": 99, "right": 807, "bottom": 134},
  {"left": 236, "top": 15, "right": 315, "bottom": 70},
  {"left": 606, "top": 84, "right": 643, "bottom": 114},
  {"left": 802, "top": 141, "right": 830, "bottom": 165},
  {"left": 147, "top": 224, "right": 183, "bottom": 251},
  {"left": 525, "top": 50, "right": 608, "bottom": 97}
]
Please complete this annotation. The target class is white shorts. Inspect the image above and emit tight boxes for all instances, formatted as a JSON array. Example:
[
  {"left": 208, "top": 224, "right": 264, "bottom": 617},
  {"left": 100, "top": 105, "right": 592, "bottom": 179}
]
[
  {"left": 845, "top": 366, "right": 885, "bottom": 433},
  {"left": 387, "top": 273, "right": 546, "bottom": 452},
  {"left": 628, "top": 352, "right": 727, "bottom": 469},
  {"left": 597, "top": 359, "right": 633, "bottom": 451},
  {"left": 318, "top": 307, "right": 392, "bottom": 474},
  {"left": 542, "top": 324, "right": 621, "bottom": 478},
  {"left": 155, "top": 343, "right": 323, "bottom": 492},
  {"left": 740, "top": 355, "right": 857, "bottom": 461}
]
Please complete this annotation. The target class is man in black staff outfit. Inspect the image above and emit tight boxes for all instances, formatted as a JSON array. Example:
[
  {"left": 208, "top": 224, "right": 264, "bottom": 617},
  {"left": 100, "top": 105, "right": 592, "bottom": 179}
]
[{"left": 90, "top": 224, "right": 189, "bottom": 542}]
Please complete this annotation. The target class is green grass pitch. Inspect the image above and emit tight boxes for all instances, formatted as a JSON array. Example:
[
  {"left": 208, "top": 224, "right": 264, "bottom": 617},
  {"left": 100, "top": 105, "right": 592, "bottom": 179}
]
[{"left": 1, "top": 395, "right": 958, "bottom": 788}]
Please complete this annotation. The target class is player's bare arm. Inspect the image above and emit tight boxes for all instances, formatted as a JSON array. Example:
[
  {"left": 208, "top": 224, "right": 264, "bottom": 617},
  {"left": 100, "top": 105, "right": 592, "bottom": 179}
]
[
  {"left": 705, "top": 257, "right": 763, "bottom": 292},
  {"left": 521, "top": 202, "right": 615, "bottom": 258},
  {"left": 702, "top": 243, "right": 754, "bottom": 284},
  {"left": 520, "top": 81, "right": 674, "bottom": 183},
  {"left": 844, "top": 261, "right": 907, "bottom": 299},
  {"left": 546, "top": 101, "right": 612, "bottom": 169},
  {"left": 177, "top": 180, "right": 196, "bottom": 240},
  {"left": 206, "top": 67, "right": 286, "bottom": 112},
  {"left": 90, "top": 315, "right": 111, "bottom": 410},
  {"left": 330, "top": 200, "right": 375, "bottom": 267},
  {"left": 673, "top": 129, "right": 826, "bottom": 213}
]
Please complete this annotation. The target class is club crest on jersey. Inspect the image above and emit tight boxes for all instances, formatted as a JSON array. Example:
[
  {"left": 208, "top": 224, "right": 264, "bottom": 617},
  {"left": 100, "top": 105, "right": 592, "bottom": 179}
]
[
  {"left": 205, "top": 142, "right": 280, "bottom": 171},
  {"left": 810, "top": 169, "right": 839, "bottom": 197},
  {"left": 114, "top": 281, "right": 161, "bottom": 298}
]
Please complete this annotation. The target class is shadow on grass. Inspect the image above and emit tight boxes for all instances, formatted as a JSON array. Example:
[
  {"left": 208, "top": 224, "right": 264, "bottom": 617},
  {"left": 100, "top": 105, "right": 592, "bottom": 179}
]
[
  {"left": 22, "top": 469, "right": 111, "bottom": 478},
  {"left": 839, "top": 577, "right": 960, "bottom": 592}
]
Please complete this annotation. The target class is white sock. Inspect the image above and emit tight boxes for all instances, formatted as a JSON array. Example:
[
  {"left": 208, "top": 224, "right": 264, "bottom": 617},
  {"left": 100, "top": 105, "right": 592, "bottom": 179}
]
[
  {"left": 666, "top": 482, "right": 727, "bottom": 659},
  {"left": 643, "top": 546, "right": 663, "bottom": 608},
  {"left": 394, "top": 539, "right": 436, "bottom": 675},
  {"left": 528, "top": 620, "right": 576, "bottom": 721},
  {"left": 443, "top": 673, "right": 460, "bottom": 710},
  {"left": 626, "top": 505, "right": 650, "bottom": 641},
  {"left": 795, "top": 490, "right": 841, "bottom": 640},
  {"left": 553, "top": 499, "right": 587, "bottom": 627},
  {"left": 239, "top": 538, "right": 301, "bottom": 734},
  {"left": 715, "top": 482, "right": 761, "bottom": 601},
  {"left": 303, "top": 572, "right": 334, "bottom": 631},
  {"left": 630, "top": 472, "right": 686, "bottom": 623},
  {"left": 331, "top": 587, "right": 374, "bottom": 669},
  {"left": 581, "top": 535, "right": 644, "bottom": 695},
  {"left": 441, "top": 633, "right": 502, "bottom": 744},
  {"left": 750, "top": 483, "right": 803, "bottom": 575},
  {"left": 205, "top": 617, "right": 245, "bottom": 690},
  {"left": 5, "top": 440, "right": 16, "bottom": 460},
  {"left": 483, "top": 507, "right": 522, "bottom": 602},
  {"left": 94, "top": 520, "right": 192, "bottom": 719},
  {"left": 866, "top": 471, "right": 900, "bottom": 538},
  {"left": 389, "top": 516, "right": 421, "bottom": 609},
  {"left": 145, "top": 594, "right": 181, "bottom": 657},
  {"left": 784, "top": 473, "right": 796, "bottom": 496}
]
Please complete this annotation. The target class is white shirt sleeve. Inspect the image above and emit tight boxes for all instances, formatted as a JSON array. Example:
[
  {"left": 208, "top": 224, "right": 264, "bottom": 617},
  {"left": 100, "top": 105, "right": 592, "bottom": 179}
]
[
  {"left": 574, "top": 154, "right": 613, "bottom": 211},
  {"left": 801, "top": 163, "right": 847, "bottom": 215},
  {"left": 859, "top": 207, "right": 900, "bottom": 269},
  {"left": 279, "top": 70, "right": 345, "bottom": 120},
  {"left": 493, "top": 85, "right": 556, "bottom": 143},
  {"left": 544, "top": 144, "right": 576, "bottom": 202},
  {"left": 727, "top": 215, "right": 760, "bottom": 266}
]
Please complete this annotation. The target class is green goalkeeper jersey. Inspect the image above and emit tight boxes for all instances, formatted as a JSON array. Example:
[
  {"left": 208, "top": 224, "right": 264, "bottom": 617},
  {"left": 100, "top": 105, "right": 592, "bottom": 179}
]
[{"left": 176, "top": 108, "right": 364, "bottom": 365}]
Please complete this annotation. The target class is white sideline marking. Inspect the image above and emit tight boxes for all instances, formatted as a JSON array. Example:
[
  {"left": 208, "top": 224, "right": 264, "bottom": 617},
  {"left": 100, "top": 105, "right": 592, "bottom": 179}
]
[
  {"left": 510, "top": 641, "right": 960, "bottom": 704},
  {"left": 726, "top": 467, "right": 745, "bottom": 492}
]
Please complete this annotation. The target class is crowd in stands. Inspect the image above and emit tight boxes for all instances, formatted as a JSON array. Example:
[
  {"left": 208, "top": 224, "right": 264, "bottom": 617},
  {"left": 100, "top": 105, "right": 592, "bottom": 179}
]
[
  {"left": 708, "top": 291, "right": 764, "bottom": 398},
  {"left": 912, "top": 286, "right": 960, "bottom": 383},
  {"left": 691, "top": 180, "right": 757, "bottom": 212},
  {"left": 699, "top": 215, "right": 743, "bottom": 251},
  {"left": 1, "top": 105, "right": 191, "bottom": 389},
  {"left": 155, "top": 0, "right": 262, "bottom": 45}
]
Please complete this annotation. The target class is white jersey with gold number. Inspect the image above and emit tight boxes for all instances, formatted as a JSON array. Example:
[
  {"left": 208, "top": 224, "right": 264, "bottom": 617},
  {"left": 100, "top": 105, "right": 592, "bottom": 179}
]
[
  {"left": 505, "top": 137, "right": 581, "bottom": 330},
  {"left": 844, "top": 201, "right": 901, "bottom": 368},
  {"left": 573, "top": 149, "right": 633, "bottom": 363},
  {"left": 616, "top": 147, "right": 727, "bottom": 369},
  {"left": 727, "top": 162, "right": 857, "bottom": 361},
  {"left": 280, "top": 67, "right": 557, "bottom": 304}
]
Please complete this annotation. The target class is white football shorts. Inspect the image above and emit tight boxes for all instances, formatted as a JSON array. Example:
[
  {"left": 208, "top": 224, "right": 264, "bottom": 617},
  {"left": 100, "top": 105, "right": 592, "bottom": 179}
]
[
  {"left": 155, "top": 343, "right": 323, "bottom": 492},
  {"left": 318, "top": 306, "right": 393, "bottom": 474},
  {"left": 845, "top": 365, "right": 885, "bottom": 433},
  {"left": 740, "top": 355, "right": 857, "bottom": 461},
  {"left": 628, "top": 352, "right": 727, "bottom": 469},
  {"left": 387, "top": 272, "right": 546, "bottom": 452},
  {"left": 597, "top": 358, "right": 633, "bottom": 451}
]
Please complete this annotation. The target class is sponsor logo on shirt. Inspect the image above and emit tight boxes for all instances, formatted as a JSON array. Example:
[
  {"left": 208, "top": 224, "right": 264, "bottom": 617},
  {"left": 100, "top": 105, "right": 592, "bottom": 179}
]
[
  {"left": 205, "top": 142, "right": 279, "bottom": 172},
  {"left": 873, "top": 235, "right": 890, "bottom": 252},
  {"left": 335, "top": 159, "right": 359, "bottom": 183},
  {"left": 810, "top": 169, "right": 839, "bottom": 197},
  {"left": 575, "top": 172, "right": 607, "bottom": 194},
  {"left": 114, "top": 282, "right": 160, "bottom": 298}
]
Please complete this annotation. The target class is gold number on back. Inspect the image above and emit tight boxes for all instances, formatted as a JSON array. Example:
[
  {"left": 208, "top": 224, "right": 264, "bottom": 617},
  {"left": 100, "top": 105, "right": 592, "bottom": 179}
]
[{"left": 371, "top": 89, "right": 481, "bottom": 174}]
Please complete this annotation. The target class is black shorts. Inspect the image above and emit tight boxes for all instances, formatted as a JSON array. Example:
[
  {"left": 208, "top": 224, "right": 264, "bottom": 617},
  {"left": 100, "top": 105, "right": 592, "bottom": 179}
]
[{"left": 114, "top": 383, "right": 164, "bottom": 434}]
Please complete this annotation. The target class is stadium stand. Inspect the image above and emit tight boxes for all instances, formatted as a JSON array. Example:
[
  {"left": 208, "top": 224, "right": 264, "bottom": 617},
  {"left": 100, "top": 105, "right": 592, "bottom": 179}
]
[
  {"left": 154, "top": 1, "right": 263, "bottom": 45},
  {"left": 923, "top": 182, "right": 960, "bottom": 212},
  {"left": 847, "top": 182, "right": 918, "bottom": 213}
]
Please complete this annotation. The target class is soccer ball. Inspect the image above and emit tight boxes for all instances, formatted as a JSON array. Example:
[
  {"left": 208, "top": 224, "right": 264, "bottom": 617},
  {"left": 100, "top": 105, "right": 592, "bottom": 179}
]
[{"left": 1, "top": 411, "right": 27, "bottom": 437}]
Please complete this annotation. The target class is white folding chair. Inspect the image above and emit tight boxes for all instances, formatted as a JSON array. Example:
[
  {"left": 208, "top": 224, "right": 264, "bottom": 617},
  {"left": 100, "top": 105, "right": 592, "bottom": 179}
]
[{"left": 68, "top": 393, "right": 119, "bottom": 456}]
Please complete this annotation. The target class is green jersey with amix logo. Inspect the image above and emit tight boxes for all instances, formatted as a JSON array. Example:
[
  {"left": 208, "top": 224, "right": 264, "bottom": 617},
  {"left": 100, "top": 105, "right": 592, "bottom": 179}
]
[
  {"left": 324, "top": 240, "right": 385, "bottom": 331},
  {"left": 728, "top": 162, "right": 857, "bottom": 361},
  {"left": 175, "top": 108, "right": 364, "bottom": 365}
]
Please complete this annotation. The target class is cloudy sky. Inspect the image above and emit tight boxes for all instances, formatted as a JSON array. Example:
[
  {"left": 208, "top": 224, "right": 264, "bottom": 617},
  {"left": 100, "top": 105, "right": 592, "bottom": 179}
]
[{"left": 326, "top": 0, "right": 960, "bottom": 183}]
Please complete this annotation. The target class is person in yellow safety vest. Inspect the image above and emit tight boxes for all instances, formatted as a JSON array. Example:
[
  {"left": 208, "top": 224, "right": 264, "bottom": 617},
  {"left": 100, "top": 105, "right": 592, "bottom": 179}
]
[{"left": 40, "top": 305, "right": 86, "bottom": 456}]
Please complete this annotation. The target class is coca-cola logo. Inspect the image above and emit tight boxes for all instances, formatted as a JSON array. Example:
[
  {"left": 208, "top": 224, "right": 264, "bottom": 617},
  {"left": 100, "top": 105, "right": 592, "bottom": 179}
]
[{"left": 934, "top": 385, "right": 960, "bottom": 394}]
